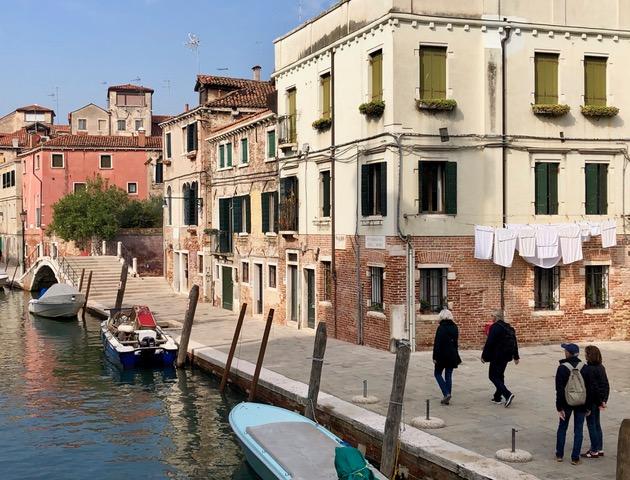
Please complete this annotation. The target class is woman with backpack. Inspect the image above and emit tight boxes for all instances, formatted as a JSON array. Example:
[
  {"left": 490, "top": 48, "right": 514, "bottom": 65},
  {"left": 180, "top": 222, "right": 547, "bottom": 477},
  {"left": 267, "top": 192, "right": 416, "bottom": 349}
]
[
  {"left": 581, "top": 345, "right": 610, "bottom": 459},
  {"left": 432, "top": 309, "right": 462, "bottom": 405}
]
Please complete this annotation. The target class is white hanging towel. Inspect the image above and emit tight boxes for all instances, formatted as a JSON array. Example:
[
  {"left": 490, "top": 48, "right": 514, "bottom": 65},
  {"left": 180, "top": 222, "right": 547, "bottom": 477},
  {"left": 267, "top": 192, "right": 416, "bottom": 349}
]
[
  {"left": 535, "top": 225, "right": 560, "bottom": 259},
  {"left": 579, "top": 222, "right": 592, "bottom": 242},
  {"left": 474, "top": 226, "right": 495, "bottom": 260},
  {"left": 558, "top": 224, "right": 583, "bottom": 265},
  {"left": 517, "top": 227, "right": 536, "bottom": 257},
  {"left": 601, "top": 219, "right": 617, "bottom": 248},
  {"left": 493, "top": 228, "right": 518, "bottom": 267},
  {"left": 522, "top": 254, "right": 563, "bottom": 269},
  {"left": 589, "top": 221, "right": 602, "bottom": 236}
]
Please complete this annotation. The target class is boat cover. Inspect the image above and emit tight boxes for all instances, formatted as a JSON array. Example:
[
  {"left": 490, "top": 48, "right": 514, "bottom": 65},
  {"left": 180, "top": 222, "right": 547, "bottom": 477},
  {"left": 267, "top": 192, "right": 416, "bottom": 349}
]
[
  {"left": 39, "top": 283, "right": 81, "bottom": 303},
  {"left": 135, "top": 306, "right": 157, "bottom": 328},
  {"left": 335, "top": 447, "right": 374, "bottom": 480},
  {"left": 246, "top": 421, "right": 339, "bottom": 479}
]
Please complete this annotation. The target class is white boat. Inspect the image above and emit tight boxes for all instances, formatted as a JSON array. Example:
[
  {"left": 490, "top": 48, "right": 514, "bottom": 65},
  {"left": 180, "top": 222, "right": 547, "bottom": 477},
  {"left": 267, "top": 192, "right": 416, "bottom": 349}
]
[
  {"left": 28, "top": 283, "right": 85, "bottom": 318},
  {"left": 0, "top": 270, "right": 8, "bottom": 288}
]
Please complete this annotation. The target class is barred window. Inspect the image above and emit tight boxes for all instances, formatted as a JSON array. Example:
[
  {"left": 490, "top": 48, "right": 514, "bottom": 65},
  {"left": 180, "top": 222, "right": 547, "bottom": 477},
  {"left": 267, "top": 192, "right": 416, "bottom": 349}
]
[
  {"left": 420, "top": 268, "right": 447, "bottom": 313},
  {"left": 586, "top": 266, "right": 609, "bottom": 309},
  {"left": 534, "top": 267, "right": 560, "bottom": 310},
  {"left": 370, "top": 267, "right": 384, "bottom": 311},
  {"left": 322, "top": 261, "right": 332, "bottom": 301}
]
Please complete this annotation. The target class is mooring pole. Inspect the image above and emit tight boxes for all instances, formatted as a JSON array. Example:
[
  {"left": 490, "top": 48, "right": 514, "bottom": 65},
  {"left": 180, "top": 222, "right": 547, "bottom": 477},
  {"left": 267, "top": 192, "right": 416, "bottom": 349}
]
[
  {"left": 248, "top": 309, "right": 275, "bottom": 402},
  {"left": 176, "top": 285, "right": 200, "bottom": 369},
  {"left": 114, "top": 262, "right": 128, "bottom": 311},
  {"left": 78, "top": 269, "right": 85, "bottom": 292},
  {"left": 618, "top": 419, "right": 630, "bottom": 479},
  {"left": 219, "top": 303, "right": 248, "bottom": 393},
  {"left": 10, "top": 263, "right": 19, "bottom": 289},
  {"left": 380, "top": 341, "right": 411, "bottom": 478},
  {"left": 304, "top": 322, "right": 327, "bottom": 420},
  {"left": 82, "top": 271, "right": 93, "bottom": 318}
]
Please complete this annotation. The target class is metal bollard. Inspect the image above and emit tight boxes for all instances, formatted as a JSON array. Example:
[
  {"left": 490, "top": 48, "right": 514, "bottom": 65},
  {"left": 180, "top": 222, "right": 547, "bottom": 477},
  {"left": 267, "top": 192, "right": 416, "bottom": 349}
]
[
  {"left": 426, "top": 399, "right": 430, "bottom": 420},
  {"left": 512, "top": 428, "right": 518, "bottom": 453},
  {"left": 363, "top": 380, "right": 368, "bottom": 398}
]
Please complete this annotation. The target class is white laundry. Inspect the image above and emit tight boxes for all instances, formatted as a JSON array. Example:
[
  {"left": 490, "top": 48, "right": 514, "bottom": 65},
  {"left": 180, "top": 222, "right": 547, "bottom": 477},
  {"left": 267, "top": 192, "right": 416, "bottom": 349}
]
[
  {"left": 535, "top": 225, "right": 560, "bottom": 259},
  {"left": 517, "top": 227, "right": 536, "bottom": 257},
  {"left": 493, "top": 228, "right": 518, "bottom": 267},
  {"left": 522, "top": 254, "right": 562, "bottom": 269},
  {"left": 601, "top": 219, "right": 617, "bottom": 248},
  {"left": 474, "top": 226, "right": 494, "bottom": 260},
  {"left": 558, "top": 224, "right": 583, "bottom": 265},
  {"left": 589, "top": 222, "right": 602, "bottom": 236},
  {"left": 579, "top": 222, "right": 592, "bottom": 242}
]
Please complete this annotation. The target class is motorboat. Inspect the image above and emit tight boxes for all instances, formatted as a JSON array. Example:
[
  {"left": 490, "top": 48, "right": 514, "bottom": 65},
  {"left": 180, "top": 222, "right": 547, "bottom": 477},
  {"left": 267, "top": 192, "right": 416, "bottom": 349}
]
[
  {"left": 0, "top": 269, "right": 8, "bottom": 288},
  {"left": 28, "top": 283, "right": 85, "bottom": 318},
  {"left": 101, "top": 305, "right": 178, "bottom": 369},
  {"left": 229, "top": 402, "right": 387, "bottom": 480}
]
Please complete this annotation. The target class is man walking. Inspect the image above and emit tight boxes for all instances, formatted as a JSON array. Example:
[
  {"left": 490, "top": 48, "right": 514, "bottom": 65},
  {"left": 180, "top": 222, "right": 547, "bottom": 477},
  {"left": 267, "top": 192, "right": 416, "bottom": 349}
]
[
  {"left": 481, "top": 311, "right": 519, "bottom": 407},
  {"left": 555, "top": 343, "right": 589, "bottom": 465}
]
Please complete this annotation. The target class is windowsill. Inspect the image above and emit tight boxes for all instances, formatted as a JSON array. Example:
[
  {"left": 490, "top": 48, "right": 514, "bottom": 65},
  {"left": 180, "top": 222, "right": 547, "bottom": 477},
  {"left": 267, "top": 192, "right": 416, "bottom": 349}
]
[
  {"left": 279, "top": 142, "right": 297, "bottom": 150},
  {"left": 361, "top": 217, "right": 384, "bottom": 226},
  {"left": 319, "top": 300, "right": 332, "bottom": 308},
  {"left": 280, "top": 230, "right": 298, "bottom": 237},
  {"left": 583, "top": 308, "right": 611, "bottom": 315},
  {"left": 313, "top": 218, "right": 331, "bottom": 227},
  {"left": 418, "top": 314, "right": 441, "bottom": 321},
  {"left": 265, "top": 158, "right": 277, "bottom": 163},
  {"left": 367, "top": 310, "right": 386, "bottom": 319},
  {"left": 238, "top": 163, "right": 249, "bottom": 168},
  {"left": 237, "top": 232, "right": 249, "bottom": 237},
  {"left": 217, "top": 166, "right": 235, "bottom": 171},
  {"left": 265, "top": 232, "right": 278, "bottom": 238},
  {"left": 186, "top": 151, "right": 197, "bottom": 159},
  {"left": 532, "top": 310, "right": 565, "bottom": 317}
]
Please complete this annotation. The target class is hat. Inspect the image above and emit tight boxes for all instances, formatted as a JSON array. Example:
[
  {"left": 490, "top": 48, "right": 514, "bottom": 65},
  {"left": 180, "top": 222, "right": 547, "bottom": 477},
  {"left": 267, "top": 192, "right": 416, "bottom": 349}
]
[{"left": 561, "top": 343, "right": 579, "bottom": 355}]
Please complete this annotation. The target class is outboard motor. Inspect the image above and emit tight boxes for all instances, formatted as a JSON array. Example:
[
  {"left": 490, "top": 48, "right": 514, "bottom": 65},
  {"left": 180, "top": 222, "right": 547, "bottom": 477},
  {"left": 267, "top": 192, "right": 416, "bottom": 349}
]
[{"left": 137, "top": 330, "right": 157, "bottom": 348}]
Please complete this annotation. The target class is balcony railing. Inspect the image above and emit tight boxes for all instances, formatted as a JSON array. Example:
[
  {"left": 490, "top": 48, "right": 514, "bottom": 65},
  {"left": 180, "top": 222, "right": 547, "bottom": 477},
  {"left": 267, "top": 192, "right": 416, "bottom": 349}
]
[
  {"left": 216, "top": 230, "right": 233, "bottom": 254},
  {"left": 278, "top": 114, "right": 297, "bottom": 146}
]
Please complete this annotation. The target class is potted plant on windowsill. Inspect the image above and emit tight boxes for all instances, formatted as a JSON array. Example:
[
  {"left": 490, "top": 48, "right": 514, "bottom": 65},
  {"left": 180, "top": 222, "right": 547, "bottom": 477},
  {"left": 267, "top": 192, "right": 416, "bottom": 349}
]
[
  {"left": 531, "top": 104, "right": 571, "bottom": 117},
  {"left": 359, "top": 100, "right": 385, "bottom": 120},
  {"left": 416, "top": 98, "right": 457, "bottom": 112},
  {"left": 312, "top": 117, "right": 332, "bottom": 132},
  {"left": 581, "top": 105, "right": 619, "bottom": 118}
]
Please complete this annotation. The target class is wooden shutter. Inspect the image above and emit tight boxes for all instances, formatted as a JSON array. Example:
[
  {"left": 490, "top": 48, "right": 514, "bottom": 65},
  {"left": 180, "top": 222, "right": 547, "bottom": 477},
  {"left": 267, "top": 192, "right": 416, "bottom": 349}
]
[
  {"left": 273, "top": 191, "right": 279, "bottom": 232},
  {"left": 321, "top": 74, "right": 331, "bottom": 119},
  {"left": 535, "top": 163, "right": 548, "bottom": 214},
  {"left": 219, "top": 145, "right": 225, "bottom": 168},
  {"left": 548, "top": 163, "right": 559, "bottom": 215},
  {"left": 370, "top": 50, "right": 383, "bottom": 102},
  {"left": 585, "top": 57, "right": 607, "bottom": 106},
  {"left": 183, "top": 184, "right": 190, "bottom": 225},
  {"left": 233, "top": 196, "right": 243, "bottom": 232},
  {"left": 241, "top": 138, "right": 248, "bottom": 163},
  {"left": 444, "top": 162, "right": 457, "bottom": 215},
  {"left": 535, "top": 53, "right": 559, "bottom": 104},
  {"left": 288, "top": 89, "right": 297, "bottom": 143},
  {"left": 192, "top": 123, "right": 198, "bottom": 151},
  {"left": 227, "top": 143, "right": 233, "bottom": 167},
  {"left": 261, "top": 193, "right": 270, "bottom": 233},
  {"left": 267, "top": 131, "right": 276, "bottom": 158},
  {"left": 245, "top": 195, "right": 252, "bottom": 233},
  {"left": 420, "top": 46, "right": 447, "bottom": 100},
  {"left": 378, "top": 163, "right": 387, "bottom": 216},
  {"left": 166, "top": 133, "right": 172, "bottom": 158},
  {"left": 585, "top": 163, "right": 598, "bottom": 214},
  {"left": 321, "top": 170, "right": 331, "bottom": 217},
  {"left": 361, "top": 165, "right": 370, "bottom": 216},
  {"left": 598, "top": 164, "right": 608, "bottom": 215}
]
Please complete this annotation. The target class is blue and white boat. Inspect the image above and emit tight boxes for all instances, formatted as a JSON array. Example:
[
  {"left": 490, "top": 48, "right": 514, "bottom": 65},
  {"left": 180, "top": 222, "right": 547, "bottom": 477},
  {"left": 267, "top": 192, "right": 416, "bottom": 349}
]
[
  {"left": 101, "top": 306, "right": 177, "bottom": 369},
  {"left": 229, "top": 402, "right": 387, "bottom": 480}
]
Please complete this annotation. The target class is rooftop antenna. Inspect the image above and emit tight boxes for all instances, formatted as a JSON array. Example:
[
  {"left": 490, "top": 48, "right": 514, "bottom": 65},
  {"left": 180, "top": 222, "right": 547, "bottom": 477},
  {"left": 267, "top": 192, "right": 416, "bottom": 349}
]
[
  {"left": 47, "top": 86, "right": 60, "bottom": 117},
  {"left": 298, "top": 1, "right": 303, "bottom": 22},
  {"left": 217, "top": 68, "right": 229, "bottom": 71},
  {"left": 163, "top": 80, "right": 171, "bottom": 97},
  {"left": 185, "top": 33, "right": 201, "bottom": 73},
  {"left": 131, "top": 77, "right": 141, "bottom": 83}
]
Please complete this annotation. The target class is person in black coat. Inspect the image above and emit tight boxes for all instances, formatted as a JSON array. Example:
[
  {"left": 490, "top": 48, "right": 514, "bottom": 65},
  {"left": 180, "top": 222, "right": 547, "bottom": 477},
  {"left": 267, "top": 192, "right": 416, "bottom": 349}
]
[
  {"left": 432, "top": 309, "right": 461, "bottom": 405},
  {"left": 581, "top": 345, "right": 610, "bottom": 458},
  {"left": 481, "top": 310, "right": 520, "bottom": 407}
]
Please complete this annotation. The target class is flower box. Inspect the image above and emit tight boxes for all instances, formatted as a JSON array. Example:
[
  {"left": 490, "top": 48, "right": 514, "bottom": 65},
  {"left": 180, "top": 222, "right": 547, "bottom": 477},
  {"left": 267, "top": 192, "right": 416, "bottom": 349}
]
[
  {"left": 581, "top": 105, "right": 619, "bottom": 118},
  {"left": 416, "top": 98, "right": 457, "bottom": 112},
  {"left": 359, "top": 100, "right": 385, "bottom": 119},
  {"left": 532, "top": 104, "right": 571, "bottom": 117},
  {"left": 312, "top": 117, "right": 332, "bottom": 132}
]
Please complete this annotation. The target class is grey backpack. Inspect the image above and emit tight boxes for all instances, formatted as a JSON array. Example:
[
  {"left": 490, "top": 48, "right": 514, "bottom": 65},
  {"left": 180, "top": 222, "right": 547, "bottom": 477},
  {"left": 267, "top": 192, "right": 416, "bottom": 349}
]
[{"left": 562, "top": 362, "right": 587, "bottom": 407}]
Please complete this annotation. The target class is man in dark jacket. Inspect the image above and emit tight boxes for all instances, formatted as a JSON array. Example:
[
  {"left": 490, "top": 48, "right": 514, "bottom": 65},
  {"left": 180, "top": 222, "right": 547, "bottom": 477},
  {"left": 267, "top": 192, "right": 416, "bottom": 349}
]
[
  {"left": 481, "top": 310, "right": 519, "bottom": 407},
  {"left": 432, "top": 309, "right": 461, "bottom": 405},
  {"left": 555, "top": 343, "right": 588, "bottom": 465}
]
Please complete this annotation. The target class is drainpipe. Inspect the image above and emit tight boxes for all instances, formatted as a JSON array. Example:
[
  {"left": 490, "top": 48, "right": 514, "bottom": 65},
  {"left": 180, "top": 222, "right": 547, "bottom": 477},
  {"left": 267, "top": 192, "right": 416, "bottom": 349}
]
[
  {"left": 355, "top": 150, "right": 364, "bottom": 345},
  {"left": 32, "top": 150, "right": 43, "bottom": 249},
  {"left": 330, "top": 47, "right": 338, "bottom": 339},
  {"left": 500, "top": 21, "right": 512, "bottom": 311}
]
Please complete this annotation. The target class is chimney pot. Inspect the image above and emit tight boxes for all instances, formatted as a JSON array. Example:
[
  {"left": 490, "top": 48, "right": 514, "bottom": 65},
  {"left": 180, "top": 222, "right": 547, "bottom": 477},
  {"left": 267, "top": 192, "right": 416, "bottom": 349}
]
[
  {"left": 184, "top": 103, "right": 190, "bottom": 112},
  {"left": 138, "top": 128, "right": 146, "bottom": 147},
  {"left": 252, "top": 65, "right": 262, "bottom": 81}
]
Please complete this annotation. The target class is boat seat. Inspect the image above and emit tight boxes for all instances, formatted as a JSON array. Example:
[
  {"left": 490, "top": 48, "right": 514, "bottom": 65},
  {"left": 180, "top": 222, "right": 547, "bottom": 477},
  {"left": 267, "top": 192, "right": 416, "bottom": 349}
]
[
  {"left": 118, "top": 324, "right": 134, "bottom": 334},
  {"left": 246, "top": 421, "right": 339, "bottom": 480}
]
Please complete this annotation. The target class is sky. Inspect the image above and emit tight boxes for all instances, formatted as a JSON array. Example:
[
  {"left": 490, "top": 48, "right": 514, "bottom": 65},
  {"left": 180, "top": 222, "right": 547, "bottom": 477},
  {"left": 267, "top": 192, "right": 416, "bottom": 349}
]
[{"left": 0, "top": 0, "right": 337, "bottom": 122}]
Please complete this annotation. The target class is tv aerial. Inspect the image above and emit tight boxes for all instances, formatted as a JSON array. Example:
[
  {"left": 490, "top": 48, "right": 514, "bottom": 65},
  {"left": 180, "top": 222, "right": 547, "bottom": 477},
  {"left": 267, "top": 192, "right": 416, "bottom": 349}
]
[{"left": 185, "top": 33, "right": 201, "bottom": 73}]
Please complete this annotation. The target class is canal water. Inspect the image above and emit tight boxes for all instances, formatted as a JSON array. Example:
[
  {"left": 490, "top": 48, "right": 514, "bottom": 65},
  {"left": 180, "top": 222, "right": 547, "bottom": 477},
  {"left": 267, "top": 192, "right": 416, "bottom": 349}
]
[{"left": 0, "top": 289, "right": 257, "bottom": 479}]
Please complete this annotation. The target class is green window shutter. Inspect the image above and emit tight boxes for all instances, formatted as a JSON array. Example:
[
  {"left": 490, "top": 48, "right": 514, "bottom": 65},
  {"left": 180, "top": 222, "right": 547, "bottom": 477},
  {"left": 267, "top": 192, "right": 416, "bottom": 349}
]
[
  {"left": 378, "top": 162, "right": 387, "bottom": 216},
  {"left": 241, "top": 138, "right": 248, "bottom": 163},
  {"left": 371, "top": 51, "right": 383, "bottom": 102},
  {"left": 420, "top": 47, "right": 447, "bottom": 100},
  {"left": 227, "top": 143, "right": 233, "bottom": 167},
  {"left": 233, "top": 196, "right": 243, "bottom": 232},
  {"left": 219, "top": 145, "right": 225, "bottom": 168},
  {"left": 417, "top": 161, "right": 425, "bottom": 213},
  {"left": 585, "top": 57, "right": 607, "bottom": 106},
  {"left": 548, "top": 163, "right": 559, "bottom": 215},
  {"left": 535, "top": 53, "right": 559, "bottom": 104},
  {"left": 321, "top": 170, "right": 331, "bottom": 217},
  {"left": 267, "top": 131, "right": 276, "bottom": 158},
  {"left": 598, "top": 164, "right": 608, "bottom": 215},
  {"left": 444, "top": 161, "right": 458, "bottom": 215},
  {"left": 361, "top": 165, "right": 370, "bottom": 216},
  {"left": 192, "top": 123, "right": 198, "bottom": 151},
  {"left": 245, "top": 195, "right": 251, "bottom": 233},
  {"left": 261, "top": 193, "right": 270, "bottom": 233},
  {"left": 273, "top": 191, "right": 279, "bottom": 232},
  {"left": 585, "top": 163, "right": 598, "bottom": 214},
  {"left": 166, "top": 133, "right": 172, "bottom": 158},
  {"left": 534, "top": 163, "right": 548, "bottom": 214},
  {"left": 321, "top": 74, "right": 331, "bottom": 119},
  {"left": 219, "top": 198, "right": 230, "bottom": 231}
]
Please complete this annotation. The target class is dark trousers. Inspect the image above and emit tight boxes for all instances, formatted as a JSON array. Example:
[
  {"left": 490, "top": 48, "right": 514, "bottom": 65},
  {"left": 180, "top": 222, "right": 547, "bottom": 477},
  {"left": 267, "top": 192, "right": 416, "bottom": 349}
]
[
  {"left": 434, "top": 364, "right": 453, "bottom": 397},
  {"left": 556, "top": 407, "right": 586, "bottom": 461},
  {"left": 586, "top": 404, "right": 603, "bottom": 452},
  {"left": 488, "top": 360, "right": 511, "bottom": 401}
]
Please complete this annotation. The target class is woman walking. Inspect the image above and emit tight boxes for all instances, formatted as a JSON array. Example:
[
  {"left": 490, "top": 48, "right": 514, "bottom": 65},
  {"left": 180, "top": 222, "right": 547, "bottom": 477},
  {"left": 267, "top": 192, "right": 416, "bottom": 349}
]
[
  {"left": 581, "top": 345, "right": 610, "bottom": 459},
  {"left": 432, "top": 309, "right": 462, "bottom": 405}
]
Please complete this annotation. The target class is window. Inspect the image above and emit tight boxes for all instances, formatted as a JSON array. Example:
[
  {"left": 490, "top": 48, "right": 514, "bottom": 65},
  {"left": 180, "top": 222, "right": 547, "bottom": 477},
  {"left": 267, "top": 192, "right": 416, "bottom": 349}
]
[
  {"left": 218, "top": 198, "right": 233, "bottom": 253},
  {"left": 117, "top": 120, "right": 126, "bottom": 131},
  {"left": 155, "top": 160, "right": 163, "bottom": 184},
  {"left": 584, "top": 56, "right": 607, "bottom": 106},
  {"left": 370, "top": 49, "right": 383, "bottom": 102},
  {"left": 320, "top": 170, "right": 331, "bottom": 218},
  {"left": 535, "top": 163, "right": 559, "bottom": 215},
  {"left": 322, "top": 261, "right": 332, "bottom": 301},
  {"left": 166, "top": 186, "right": 172, "bottom": 225},
  {"left": 279, "top": 177, "right": 299, "bottom": 231},
  {"left": 1, "top": 171, "right": 16, "bottom": 188},
  {"left": 534, "top": 267, "right": 560, "bottom": 310},
  {"left": 78, "top": 118, "right": 87, "bottom": 131},
  {"left": 419, "top": 161, "right": 457, "bottom": 214},
  {"left": 320, "top": 72, "right": 331, "bottom": 119},
  {"left": 98, "top": 119, "right": 107, "bottom": 132},
  {"left": 116, "top": 93, "right": 144, "bottom": 107},
  {"left": 25, "top": 112, "right": 45, "bottom": 122},
  {"left": 73, "top": 182, "right": 86, "bottom": 193},
  {"left": 419, "top": 46, "right": 447, "bottom": 100},
  {"left": 267, "top": 130, "right": 276, "bottom": 159},
  {"left": 268, "top": 264, "right": 277, "bottom": 288},
  {"left": 226, "top": 142, "right": 233, "bottom": 167},
  {"left": 535, "top": 53, "right": 559, "bottom": 104},
  {"left": 585, "top": 265, "right": 609, "bottom": 309},
  {"left": 35, "top": 155, "right": 40, "bottom": 170},
  {"left": 36, "top": 207, "right": 41, "bottom": 228},
  {"left": 233, "top": 195, "right": 251, "bottom": 234},
  {"left": 165, "top": 132, "right": 172, "bottom": 158},
  {"left": 100, "top": 154, "right": 112, "bottom": 169},
  {"left": 585, "top": 163, "right": 608, "bottom": 215},
  {"left": 242, "top": 262, "right": 249, "bottom": 284},
  {"left": 261, "top": 191, "right": 279, "bottom": 233},
  {"left": 135, "top": 119, "right": 144, "bottom": 131},
  {"left": 182, "top": 182, "right": 199, "bottom": 226},
  {"left": 240, "top": 138, "right": 249, "bottom": 164},
  {"left": 370, "top": 267, "right": 384, "bottom": 310},
  {"left": 287, "top": 88, "right": 297, "bottom": 143},
  {"left": 51, "top": 153, "right": 64, "bottom": 168},
  {"left": 198, "top": 254, "right": 204, "bottom": 275},
  {"left": 361, "top": 162, "right": 386, "bottom": 217},
  {"left": 127, "top": 182, "right": 138, "bottom": 194},
  {"left": 185, "top": 122, "right": 198, "bottom": 152},
  {"left": 420, "top": 268, "right": 447, "bottom": 313}
]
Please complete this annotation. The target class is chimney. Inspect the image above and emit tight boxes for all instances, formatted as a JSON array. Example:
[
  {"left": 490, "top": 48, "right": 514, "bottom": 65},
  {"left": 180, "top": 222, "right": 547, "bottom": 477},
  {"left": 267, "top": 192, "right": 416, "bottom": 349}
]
[
  {"left": 184, "top": 103, "right": 190, "bottom": 112},
  {"left": 11, "top": 138, "right": 19, "bottom": 149},
  {"left": 252, "top": 65, "right": 262, "bottom": 81},
  {"left": 138, "top": 128, "right": 146, "bottom": 147}
]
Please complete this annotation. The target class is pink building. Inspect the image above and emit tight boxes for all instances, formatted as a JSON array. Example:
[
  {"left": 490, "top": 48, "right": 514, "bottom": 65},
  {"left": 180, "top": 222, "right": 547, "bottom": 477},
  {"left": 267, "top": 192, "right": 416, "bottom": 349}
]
[{"left": 20, "top": 133, "right": 162, "bottom": 253}]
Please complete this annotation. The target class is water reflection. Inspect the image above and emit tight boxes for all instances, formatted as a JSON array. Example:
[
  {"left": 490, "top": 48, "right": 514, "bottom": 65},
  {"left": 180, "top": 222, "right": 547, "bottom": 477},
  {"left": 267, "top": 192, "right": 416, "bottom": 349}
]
[{"left": 0, "top": 290, "right": 255, "bottom": 480}]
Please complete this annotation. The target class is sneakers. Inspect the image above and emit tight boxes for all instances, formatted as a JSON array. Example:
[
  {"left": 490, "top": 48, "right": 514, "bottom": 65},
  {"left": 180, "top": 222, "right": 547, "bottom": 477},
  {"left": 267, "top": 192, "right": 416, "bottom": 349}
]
[
  {"left": 505, "top": 393, "right": 515, "bottom": 408},
  {"left": 440, "top": 394, "right": 452, "bottom": 405},
  {"left": 571, "top": 458, "right": 581, "bottom": 465},
  {"left": 491, "top": 398, "right": 503, "bottom": 405}
]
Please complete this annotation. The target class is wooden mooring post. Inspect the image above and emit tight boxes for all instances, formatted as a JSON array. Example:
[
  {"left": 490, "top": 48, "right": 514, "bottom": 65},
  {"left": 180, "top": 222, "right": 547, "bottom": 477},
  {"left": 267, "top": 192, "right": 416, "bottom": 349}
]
[
  {"left": 176, "top": 285, "right": 200, "bottom": 369},
  {"left": 248, "top": 309, "right": 274, "bottom": 402},
  {"left": 9, "top": 263, "right": 19, "bottom": 289},
  {"left": 114, "top": 262, "right": 128, "bottom": 310},
  {"left": 304, "top": 322, "right": 327, "bottom": 421},
  {"left": 82, "top": 271, "right": 93, "bottom": 318},
  {"left": 219, "top": 303, "right": 248, "bottom": 393},
  {"left": 78, "top": 269, "right": 85, "bottom": 292},
  {"left": 380, "top": 341, "right": 411, "bottom": 478},
  {"left": 618, "top": 419, "right": 630, "bottom": 479}
]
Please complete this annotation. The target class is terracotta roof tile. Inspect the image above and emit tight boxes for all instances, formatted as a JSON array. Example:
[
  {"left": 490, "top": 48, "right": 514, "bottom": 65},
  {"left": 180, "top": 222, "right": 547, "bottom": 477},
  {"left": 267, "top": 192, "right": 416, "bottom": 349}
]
[
  {"left": 16, "top": 104, "right": 54, "bottom": 113},
  {"left": 208, "top": 110, "right": 275, "bottom": 137},
  {"left": 107, "top": 83, "right": 154, "bottom": 93},
  {"left": 38, "top": 134, "right": 161, "bottom": 149},
  {"left": 195, "top": 74, "right": 275, "bottom": 109},
  {"left": 0, "top": 129, "right": 29, "bottom": 148}
]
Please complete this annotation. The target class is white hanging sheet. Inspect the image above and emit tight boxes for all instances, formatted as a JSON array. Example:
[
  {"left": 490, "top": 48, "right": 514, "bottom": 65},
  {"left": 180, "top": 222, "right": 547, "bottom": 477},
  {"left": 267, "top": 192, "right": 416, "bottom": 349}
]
[
  {"left": 493, "top": 228, "right": 518, "bottom": 267},
  {"left": 559, "top": 224, "right": 583, "bottom": 265},
  {"left": 535, "top": 225, "right": 560, "bottom": 259},
  {"left": 474, "top": 226, "right": 494, "bottom": 260},
  {"left": 601, "top": 220, "right": 617, "bottom": 248}
]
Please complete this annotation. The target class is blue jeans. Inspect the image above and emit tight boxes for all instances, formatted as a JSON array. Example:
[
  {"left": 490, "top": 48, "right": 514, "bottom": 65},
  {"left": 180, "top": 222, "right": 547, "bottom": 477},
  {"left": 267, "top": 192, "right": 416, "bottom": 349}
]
[
  {"left": 556, "top": 407, "right": 586, "bottom": 461},
  {"left": 586, "top": 404, "right": 603, "bottom": 452},
  {"left": 434, "top": 365, "right": 453, "bottom": 397}
]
